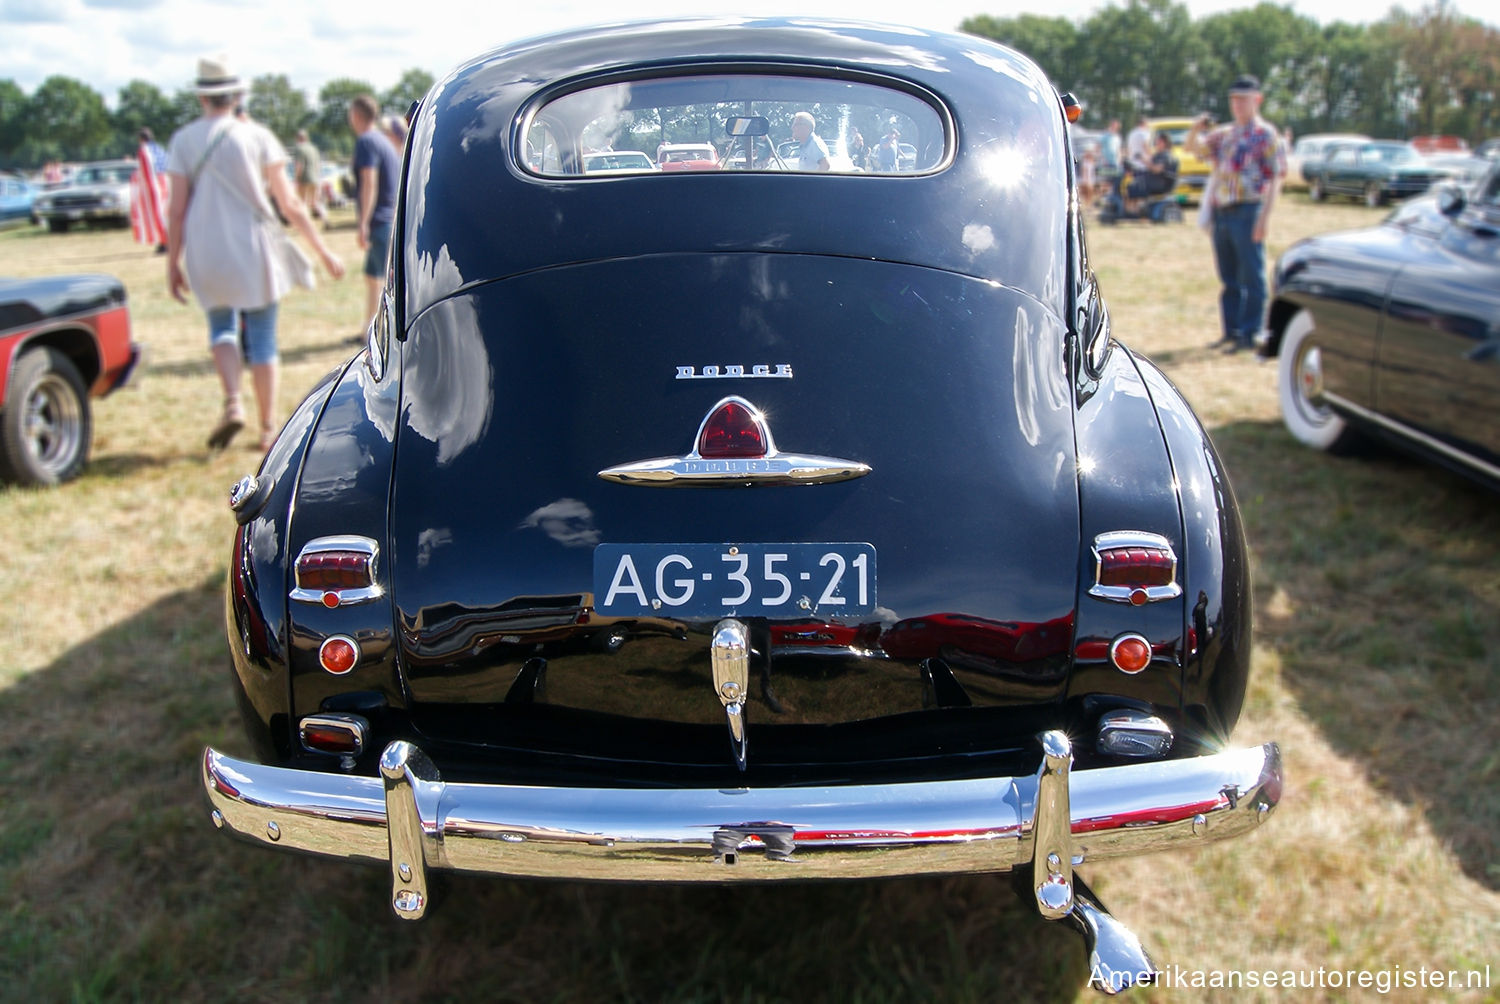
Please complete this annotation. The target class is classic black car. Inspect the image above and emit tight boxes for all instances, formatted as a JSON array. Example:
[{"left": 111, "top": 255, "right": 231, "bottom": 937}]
[
  {"left": 201, "top": 19, "right": 1280, "bottom": 993},
  {"left": 1264, "top": 164, "right": 1500, "bottom": 490},
  {"left": 0, "top": 273, "right": 139, "bottom": 485},
  {"left": 1308, "top": 140, "right": 1451, "bottom": 207}
]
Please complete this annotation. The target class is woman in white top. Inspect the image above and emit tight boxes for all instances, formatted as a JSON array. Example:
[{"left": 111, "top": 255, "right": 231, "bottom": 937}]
[{"left": 166, "top": 55, "right": 345, "bottom": 451}]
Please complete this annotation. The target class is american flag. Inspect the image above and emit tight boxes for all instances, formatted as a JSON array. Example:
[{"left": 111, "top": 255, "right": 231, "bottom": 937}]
[{"left": 131, "top": 141, "right": 169, "bottom": 247}]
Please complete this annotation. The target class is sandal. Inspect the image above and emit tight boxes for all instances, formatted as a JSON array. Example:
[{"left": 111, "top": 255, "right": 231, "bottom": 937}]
[
  {"left": 256, "top": 424, "right": 275, "bottom": 452},
  {"left": 207, "top": 398, "right": 245, "bottom": 450}
]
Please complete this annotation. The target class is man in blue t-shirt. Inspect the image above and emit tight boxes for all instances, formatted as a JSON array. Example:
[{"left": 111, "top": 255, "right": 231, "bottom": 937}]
[{"left": 348, "top": 94, "right": 401, "bottom": 330}]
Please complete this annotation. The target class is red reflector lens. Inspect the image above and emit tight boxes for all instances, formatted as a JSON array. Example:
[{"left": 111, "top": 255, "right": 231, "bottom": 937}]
[
  {"left": 1110, "top": 635, "right": 1152, "bottom": 674},
  {"left": 697, "top": 401, "right": 767, "bottom": 458},
  {"left": 302, "top": 723, "right": 360, "bottom": 755},
  {"left": 319, "top": 636, "right": 359, "bottom": 675},
  {"left": 1097, "top": 547, "right": 1174, "bottom": 588},
  {"left": 297, "top": 550, "right": 373, "bottom": 591}
]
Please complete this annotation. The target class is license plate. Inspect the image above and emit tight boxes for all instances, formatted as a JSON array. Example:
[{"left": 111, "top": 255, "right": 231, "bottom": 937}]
[{"left": 594, "top": 542, "right": 876, "bottom": 618}]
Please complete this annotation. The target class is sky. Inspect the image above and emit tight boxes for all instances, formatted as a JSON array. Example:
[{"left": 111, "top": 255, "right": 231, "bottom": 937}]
[{"left": 3, "top": 0, "right": 1492, "bottom": 104}]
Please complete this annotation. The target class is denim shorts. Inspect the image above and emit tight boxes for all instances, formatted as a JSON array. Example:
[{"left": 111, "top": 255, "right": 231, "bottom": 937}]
[
  {"left": 365, "top": 220, "right": 393, "bottom": 278},
  {"left": 208, "top": 304, "right": 279, "bottom": 366}
]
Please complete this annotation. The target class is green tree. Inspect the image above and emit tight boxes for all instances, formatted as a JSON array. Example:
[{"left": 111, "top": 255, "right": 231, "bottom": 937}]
[
  {"left": 248, "top": 73, "right": 311, "bottom": 145},
  {"left": 1074, "top": 0, "right": 1204, "bottom": 124},
  {"left": 313, "top": 77, "right": 377, "bottom": 159},
  {"left": 961, "top": 14, "right": 1082, "bottom": 89},
  {"left": 113, "top": 79, "right": 176, "bottom": 152},
  {"left": 1197, "top": 5, "right": 1321, "bottom": 128},
  {"left": 0, "top": 79, "right": 26, "bottom": 164},
  {"left": 383, "top": 68, "right": 435, "bottom": 118},
  {"left": 28, "top": 75, "right": 112, "bottom": 160}
]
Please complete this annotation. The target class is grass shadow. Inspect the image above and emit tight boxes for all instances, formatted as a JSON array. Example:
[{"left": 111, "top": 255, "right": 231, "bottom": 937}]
[
  {"left": 1211, "top": 419, "right": 1500, "bottom": 890},
  {"left": 146, "top": 340, "right": 357, "bottom": 380},
  {"left": 0, "top": 582, "right": 1089, "bottom": 1001}
]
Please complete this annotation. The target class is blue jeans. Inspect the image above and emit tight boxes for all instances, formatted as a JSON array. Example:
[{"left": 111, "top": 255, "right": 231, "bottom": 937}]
[
  {"left": 208, "top": 303, "right": 279, "bottom": 366},
  {"left": 1211, "top": 202, "right": 1267, "bottom": 344},
  {"left": 365, "top": 220, "right": 392, "bottom": 278}
]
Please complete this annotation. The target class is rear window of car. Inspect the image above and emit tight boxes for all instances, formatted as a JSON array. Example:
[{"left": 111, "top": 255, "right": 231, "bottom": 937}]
[{"left": 522, "top": 71, "right": 948, "bottom": 178}]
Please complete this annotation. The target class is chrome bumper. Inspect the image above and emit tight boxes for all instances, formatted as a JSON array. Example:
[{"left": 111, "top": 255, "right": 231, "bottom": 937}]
[{"left": 204, "top": 736, "right": 1278, "bottom": 888}]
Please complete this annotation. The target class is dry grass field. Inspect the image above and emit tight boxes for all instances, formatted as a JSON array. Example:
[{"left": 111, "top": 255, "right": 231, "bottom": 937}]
[{"left": 1, "top": 193, "right": 1497, "bottom": 1002}]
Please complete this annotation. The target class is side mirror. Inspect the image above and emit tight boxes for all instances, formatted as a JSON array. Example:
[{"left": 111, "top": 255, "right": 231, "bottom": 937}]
[
  {"left": 1436, "top": 182, "right": 1466, "bottom": 217},
  {"left": 724, "top": 116, "right": 769, "bottom": 138}
]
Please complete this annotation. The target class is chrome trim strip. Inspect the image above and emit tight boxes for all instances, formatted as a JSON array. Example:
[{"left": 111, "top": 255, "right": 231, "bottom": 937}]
[
  {"left": 1088, "top": 531, "right": 1182, "bottom": 604},
  {"left": 1324, "top": 391, "right": 1500, "bottom": 483},
  {"left": 599, "top": 395, "right": 871, "bottom": 487},
  {"left": 202, "top": 741, "right": 1281, "bottom": 884},
  {"left": 289, "top": 535, "right": 384, "bottom": 607}
]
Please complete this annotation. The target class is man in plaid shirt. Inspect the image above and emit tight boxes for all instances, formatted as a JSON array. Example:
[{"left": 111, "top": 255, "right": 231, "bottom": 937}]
[{"left": 1187, "top": 74, "right": 1286, "bottom": 353}]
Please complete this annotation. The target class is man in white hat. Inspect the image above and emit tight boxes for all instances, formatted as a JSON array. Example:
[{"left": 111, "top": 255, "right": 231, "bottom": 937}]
[{"left": 165, "top": 54, "right": 345, "bottom": 450}]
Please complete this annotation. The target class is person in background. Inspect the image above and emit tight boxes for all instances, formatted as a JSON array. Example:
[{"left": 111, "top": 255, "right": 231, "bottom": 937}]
[
  {"left": 875, "top": 128, "right": 900, "bottom": 172},
  {"left": 166, "top": 54, "right": 345, "bottom": 452},
  {"left": 380, "top": 114, "right": 408, "bottom": 151},
  {"left": 1125, "top": 115, "right": 1152, "bottom": 171},
  {"left": 348, "top": 94, "right": 401, "bottom": 331},
  {"left": 1186, "top": 74, "right": 1286, "bottom": 354},
  {"left": 292, "top": 129, "right": 324, "bottom": 223},
  {"left": 1100, "top": 119, "right": 1122, "bottom": 173},
  {"left": 847, "top": 128, "right": 867, "bottom": 171},
  {"left": 131, "top": 127, "right": 169, "bottom": 253},
  {"left": 789, "top": 111, "right": 831, "bottom": 172}
]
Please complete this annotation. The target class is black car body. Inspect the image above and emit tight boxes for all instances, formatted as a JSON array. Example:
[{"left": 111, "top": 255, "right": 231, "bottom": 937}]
[
  {"left": 1309, "top": 140, "right": 1451, "bottom": 207},
  {"left": 1264, "top": 165, "right": 1500, "bottom": 489},
  {"left": 202, "top": 19, "right": 1280, "bottom": 992}
]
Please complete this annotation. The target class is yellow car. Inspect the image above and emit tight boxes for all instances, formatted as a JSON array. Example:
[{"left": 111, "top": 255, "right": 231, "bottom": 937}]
[{"left": 1147, "top": 117, "right": 1212, "bottom": 203}]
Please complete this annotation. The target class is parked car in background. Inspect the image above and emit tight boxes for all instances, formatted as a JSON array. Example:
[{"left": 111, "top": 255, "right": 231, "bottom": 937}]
[
  {"left": 1410, "top": 134, "right": 1468, "bottom": 155},
  {"left": 1475, "top": 138, "right": 1500, "bottom": 160},
  {"left": 201, "top": 19, "right": 1281, "bottom": 994},
  {"left": 31, "top": 159, "right": 135, "bottom": 232},
  {"left": 1145, "top": 117, "right": 1210, "bottom": 202},
  {"left": 1308, "top": 140, "right": 1451, "bottom": 206},
  {"left": 0, "top": 273, "right": 140, "bottom": 485},
  {"left": 1262, "top": 162, "right": 1500, "bottom": 490},
  {"left": 1291, "top": 132, "right": 1370, "bottom": 183},
  {"left": 1425, "top": 152, "right": 1492, "bottom": 187},
  {"left": 656, "top": 142, "right": 720, "bottom": 171},
  {"left": 582, "top": 150, "right": 657, "bottom": 174},
  {"left": 0, "top": 174, "right": 37, "bottom": 225}
]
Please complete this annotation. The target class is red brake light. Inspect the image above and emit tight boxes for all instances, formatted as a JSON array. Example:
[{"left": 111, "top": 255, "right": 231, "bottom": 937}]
[
  {"left": 1097, "top": 547, "right": 1175, "bottom": 588},
  {"left": 697, "top": 400, "right": 768, "bottom": 458},
  {"left": 297, "top": 550, "right": 372, "bottom": 591}
]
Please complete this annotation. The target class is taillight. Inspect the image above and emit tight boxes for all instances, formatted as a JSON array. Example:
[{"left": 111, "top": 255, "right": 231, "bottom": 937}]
[
  {"left": 696, "top": 398, "right": 769, "bottom": 458},
  {"left": 290, "top": 535, "right": 383, "bottom": 607},
  {"left": 299, "top": 713, "right": 368, "bottom": 758},
  {"left": 1109, "top": 633, "right": 1153, "bottom": 674},
  {"left": 318, "top": 635, "right": 360, "bottom": 675},
  {"left": 1088, "top": 531, "right": 1181, "bottom": 605}
]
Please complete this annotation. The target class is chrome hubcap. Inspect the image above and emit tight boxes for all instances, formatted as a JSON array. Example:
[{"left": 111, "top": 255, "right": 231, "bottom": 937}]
[
  {"left": 22, "top": 374, "right": 82, "bottom": 476},
  {"left": 1295, "top": 344, "right": 1330, "bottom": 424}
]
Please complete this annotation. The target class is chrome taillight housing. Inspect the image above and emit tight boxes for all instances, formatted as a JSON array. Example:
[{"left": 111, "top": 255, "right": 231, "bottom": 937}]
[
  {"left": 1088, "top": 531, "right": 1181, "bottom": 606},
  {"left": 290, "top": 535, "right": 383, "bottom": 608}
]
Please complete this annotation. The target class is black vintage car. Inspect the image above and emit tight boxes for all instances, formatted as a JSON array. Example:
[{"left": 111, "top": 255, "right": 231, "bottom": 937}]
[
  {"left": 202, "top": 19, "right": 1280, "bottom": 993},
  {"left": 1265, "top": 164, "right": 1500, "bottom": 490}
]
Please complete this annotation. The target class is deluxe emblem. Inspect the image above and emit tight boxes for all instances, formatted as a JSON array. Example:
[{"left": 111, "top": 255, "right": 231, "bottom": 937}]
[{"left": 676, "top": 364, "right": 793, "bottom": 380}]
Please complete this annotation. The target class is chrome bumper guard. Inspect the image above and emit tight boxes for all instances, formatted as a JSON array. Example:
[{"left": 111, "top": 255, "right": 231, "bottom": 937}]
[{"left": 203, "top": 735, "right": 1279, "bottom": 992}]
